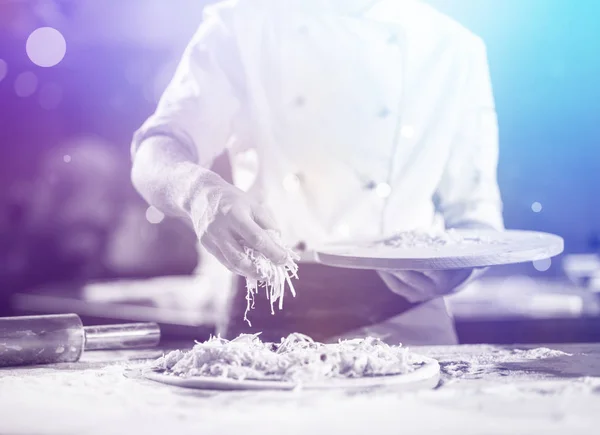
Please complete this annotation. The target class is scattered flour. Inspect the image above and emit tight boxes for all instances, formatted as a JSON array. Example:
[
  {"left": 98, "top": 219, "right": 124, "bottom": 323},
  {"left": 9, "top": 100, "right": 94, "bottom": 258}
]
[
  {"left": 0, "top": 345, "right": 599, "bottom": 435},
  {"left": 430, "top": 346, "right": 574, "bottom": 380},
  {"left": 508, "top": 348, "right": 572, "bottom": 360}
]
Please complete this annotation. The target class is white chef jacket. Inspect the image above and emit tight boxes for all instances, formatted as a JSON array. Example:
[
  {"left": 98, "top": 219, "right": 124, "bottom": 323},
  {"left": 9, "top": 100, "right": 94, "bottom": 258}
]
[{"left": 132, "top": 0, "right": 504, "bottom": 345}]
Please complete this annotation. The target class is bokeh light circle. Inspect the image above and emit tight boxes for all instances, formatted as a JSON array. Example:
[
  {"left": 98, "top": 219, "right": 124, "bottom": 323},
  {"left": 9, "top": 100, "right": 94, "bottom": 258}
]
[
  {"left": 336, "top": 223, "right": 351, "bottom": 237},
  {"left": 531, "top": 202, "right": 543, "bottom": 213},
  {"left": 26, "top": 27, "right": 67, "bottom": 68},
  {"left": 375, "top": 182, "right": 392, "bottom": 198},
  {"left": 0, "top": 59, "right": 7, "bottom": 82},
  {"left": 14, "top": 72, "right": 38, "bottom": 97},
  {"left": 145, "top": 206, "right": 165, "bottom": 224},
  {"left": 38, "top": 82, "right": 63, "bottom": 110},
  {"left": 532, "top": 257, "right": 552, "bottom": 272}
]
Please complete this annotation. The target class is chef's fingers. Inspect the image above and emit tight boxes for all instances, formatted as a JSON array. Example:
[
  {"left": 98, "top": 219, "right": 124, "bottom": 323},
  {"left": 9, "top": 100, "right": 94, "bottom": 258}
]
[
  {"left": 200, "top": 234, "right": 237, "bottom": 272},
  {"left": 394, "top": 271, "right": 437, "bottom": 297},
  {"left": 217, "top": 233, "right": 262, "bottom": 279},
  {"left": 422, "top": 269, "right": 473, "bottom": 291},
  {"left": 203, "top": 234, "right": 258, "bottom": 279},
  {"left": 421, "top": 270, "right": 453, "bottom": 287},
  {"left": 232, "top": 212, "right": 287, "bottom": 265},
  {"left": 378, "top": 271, "right": 424, "bottom": 302},
  {"left": 252, "top": 206, "right": 280, "bottom": 233}
]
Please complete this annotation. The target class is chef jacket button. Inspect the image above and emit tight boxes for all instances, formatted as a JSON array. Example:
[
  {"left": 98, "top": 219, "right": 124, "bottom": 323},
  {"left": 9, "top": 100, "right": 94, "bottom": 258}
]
[
  {"left": 283, "top": 173, "right": 302, "bottom": 192},
  {"left": 400, "top": 125, "right": 415, "bottom": 139},
  {"left": 378, "top": 106, "right": 391, "bottom": 119},
  {"left": 294, "top": 241, "right": 307, "bottom": 252},
  {"left": 293, "top": 96, "right": 306, "bottom": 107},
  {"left": 375, "top": 182, "right": 392, "bottom": 198},
  {"left": 387, "top": 33, "right": 399, "bottom": 45}
]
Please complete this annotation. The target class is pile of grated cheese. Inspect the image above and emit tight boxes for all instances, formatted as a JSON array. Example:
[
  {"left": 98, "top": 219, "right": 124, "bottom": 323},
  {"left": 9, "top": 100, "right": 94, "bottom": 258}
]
[
  {"left": 378, "top": 229, "right": 496, "bottom": 248},
  {"left": 149, "top": 333, "right": 412, "bottom": 383},
  {"left": 243, "top": 230, "right": 300, "bottom": 326}
]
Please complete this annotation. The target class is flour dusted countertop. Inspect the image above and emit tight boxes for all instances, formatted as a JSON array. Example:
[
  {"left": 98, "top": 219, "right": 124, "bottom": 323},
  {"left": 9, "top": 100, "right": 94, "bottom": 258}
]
[{"left": 1, "top": 343, "right": 599, "bottom": 435}]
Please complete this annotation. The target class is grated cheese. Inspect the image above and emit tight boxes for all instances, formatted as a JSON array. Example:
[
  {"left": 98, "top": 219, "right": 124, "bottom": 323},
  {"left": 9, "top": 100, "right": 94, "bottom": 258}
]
[
  {"left": 377, "top": 229, "right": 497, "bottom": 248},
  {"left": 243, "top": 230, "right": 300, "bottom": 326},
  {"left": 149, "top": 333, "right": 413, "bottom": 383}
]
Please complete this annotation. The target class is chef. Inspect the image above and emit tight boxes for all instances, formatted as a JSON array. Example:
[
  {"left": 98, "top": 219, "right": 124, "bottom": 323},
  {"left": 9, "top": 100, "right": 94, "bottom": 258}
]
[{"left": 131, "top": 0, "right": 504, "bottom": 345}]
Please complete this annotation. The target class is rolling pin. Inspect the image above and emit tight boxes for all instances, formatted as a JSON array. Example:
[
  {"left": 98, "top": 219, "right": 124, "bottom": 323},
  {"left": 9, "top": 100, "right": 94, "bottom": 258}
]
[{"left": 0, "top": 314, "right": 160, "bottom": 368}]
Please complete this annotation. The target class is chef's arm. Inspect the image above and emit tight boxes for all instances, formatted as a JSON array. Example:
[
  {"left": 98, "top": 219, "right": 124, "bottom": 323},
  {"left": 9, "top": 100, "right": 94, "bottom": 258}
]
[
  {"left": 130, "top": 4, "right": 242, "bottom": 233},
  {"left": 130, "top": 6, "right": 287, "bottom": 274},
  {"left": 434, "top": 37, "right": 504, "bottom": 232},
  {"left": 131, "top": 136, "right": 228, "bottom": 226}
]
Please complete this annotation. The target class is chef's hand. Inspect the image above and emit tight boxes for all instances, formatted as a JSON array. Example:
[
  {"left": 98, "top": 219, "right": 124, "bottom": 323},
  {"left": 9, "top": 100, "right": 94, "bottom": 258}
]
[
  {"left": 132, "top": 139, "right": 287, "bottom": 279},
  {"left": 378, "top": 268, "right": 483, "bottom": 303},
  {"left": 188, "top": 177, "right": 288, "bottom": 279}
]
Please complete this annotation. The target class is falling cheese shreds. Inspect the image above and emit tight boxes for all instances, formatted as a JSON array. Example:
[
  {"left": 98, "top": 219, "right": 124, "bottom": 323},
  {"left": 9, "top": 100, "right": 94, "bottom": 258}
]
[
  {"left": 243, "top": 230, "right": 299, "bottom": 326},
  {"left": 148, "top": 333, "right": 413, "bottom": 383}
]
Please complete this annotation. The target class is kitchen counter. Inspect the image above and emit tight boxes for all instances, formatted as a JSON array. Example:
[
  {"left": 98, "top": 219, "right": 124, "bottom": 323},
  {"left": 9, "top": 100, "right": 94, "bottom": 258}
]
[{"left": 1, "top": 343, "right": 599, "bottom": 434}]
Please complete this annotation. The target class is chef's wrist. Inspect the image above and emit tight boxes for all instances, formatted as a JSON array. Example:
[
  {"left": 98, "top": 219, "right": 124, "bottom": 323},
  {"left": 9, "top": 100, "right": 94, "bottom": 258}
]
[{"left": 178, "top": 164, "right": 233, "bottom": 235}]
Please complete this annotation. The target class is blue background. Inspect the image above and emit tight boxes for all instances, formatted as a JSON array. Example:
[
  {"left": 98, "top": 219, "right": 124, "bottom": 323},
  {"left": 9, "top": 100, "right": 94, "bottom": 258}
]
[{"left": 430, "top": 0, "right": 600, "bottom": 253}]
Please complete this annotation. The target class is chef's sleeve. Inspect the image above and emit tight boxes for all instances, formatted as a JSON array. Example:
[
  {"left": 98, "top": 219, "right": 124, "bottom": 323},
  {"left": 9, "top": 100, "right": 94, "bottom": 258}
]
[
  {"left": 434, "top": 38, "right": 504, "bottom": 231},
  {"left": 131, "top": 6, "right": 244, "bottom": 168}
]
